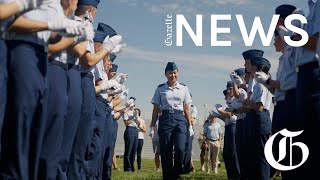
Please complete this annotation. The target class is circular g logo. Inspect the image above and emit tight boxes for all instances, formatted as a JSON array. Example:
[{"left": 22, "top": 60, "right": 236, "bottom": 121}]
[{"left": 264, "top": 129, "right": 309, "bottom": 171}]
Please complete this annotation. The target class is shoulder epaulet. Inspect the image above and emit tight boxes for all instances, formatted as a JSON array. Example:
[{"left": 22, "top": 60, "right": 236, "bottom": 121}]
[
  {"left": 158, "top": 83, "right": 165, "bottom": 87},
  {"left": 179, "top": 83, "right": 186, "bottom": 86}
]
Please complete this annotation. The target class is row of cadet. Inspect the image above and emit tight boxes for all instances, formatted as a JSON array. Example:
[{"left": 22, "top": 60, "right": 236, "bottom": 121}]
[
  {"left": 197, "top": 3, "right": 320, "bottom": 180},
  {"left": 0, "top": 0, "right": 143, "bottom": 179}
]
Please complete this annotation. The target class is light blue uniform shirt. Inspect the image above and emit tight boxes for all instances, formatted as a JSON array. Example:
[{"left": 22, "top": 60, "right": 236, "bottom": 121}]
[
  {"left": 151, "top": 82, "right": 192, "bottom": 111},
  {"left": 203, "top": 122, "right": 222, "bottom": 141},
  {"left": 66, "top": 16, "right": 82, "bottom": 65},
  {"left": 295, "top": 0, "right": 320, "bottom": 67},
  {"left": 248, "top": 77, "right": 256, "bottom": 95},
  {"left": 281, "top": 45, "right": 298, "bottom": 91},
  {"left": 6, "top": 1, "right": 64, "bottom": 47},
  {"left": 123, "top": 110, "right": 138, "bottom": 128},
  {"left": 250, "top": 83, "right": 273, "bottom": 110},
  {"left": 99, "top": 71, "right": 109, "bottom": 100},
  {"left": 274, "top": 56, "right": 285, "bottom": 102}
]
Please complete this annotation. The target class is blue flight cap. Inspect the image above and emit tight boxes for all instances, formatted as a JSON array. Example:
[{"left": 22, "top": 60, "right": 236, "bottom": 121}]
[
  {"left": 223, "top": 90, "right": 227, "bottom": 96},
  {"left": 78, "top": 0, "right": 100, "bottom": 8},
  {"left": 110, "top": 64, "right": 118, "bottom": 72},
  {"left": 93, "top": 30, "right": 107, "bottom": 43},
  {"left": 251, "top": 57, "right": 271, "bottom": 71},
  {"left": 165, "top": 62, "right": 178, "bottom": 72},
  {"left": 275, "top": 4, "right": 296, "bottom": 19},
  {"left": 109, "top": 54, "right": 117, "bottom": 62},
  {"left": 226, "top": 81, "right": 233, "bottom": 88},
  {"left": 234, "top": 68, "right": 245, "bottom": 76},
  {"left": 97, "top": 23, "right": 117, "bottom": 37},
  {"left": 242, "top": 49, "right": 264, "bottom": 60}
]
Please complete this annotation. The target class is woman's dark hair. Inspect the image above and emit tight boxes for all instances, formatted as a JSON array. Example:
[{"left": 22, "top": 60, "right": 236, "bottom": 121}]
[
  {"left": 256, "top": 64, "right": 269, "bottom": 74},
  {"left": 134, "top": 108, "right": 141, "bottom": 116}
]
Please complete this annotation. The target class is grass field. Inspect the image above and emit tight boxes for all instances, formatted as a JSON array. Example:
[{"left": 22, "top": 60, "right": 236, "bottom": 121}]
[{"left": 112, "top": 157, "right": 282, "bottom": 180}]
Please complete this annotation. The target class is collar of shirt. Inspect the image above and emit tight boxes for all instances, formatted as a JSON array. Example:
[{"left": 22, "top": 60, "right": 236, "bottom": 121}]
[{"left": 165, "top": 82, "right": 182, "bottom": 90}]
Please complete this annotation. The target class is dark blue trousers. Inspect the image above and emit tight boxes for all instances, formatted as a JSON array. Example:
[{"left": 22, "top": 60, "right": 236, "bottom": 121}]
[
  {"left": 100, "top": 104, "right": 113, "bottom": 180},
  {"left": 137, "top": 139, "right": 144, "bottom": 170},
  {"left": 68, "top": 72, "right": 96, "bottom": 180},
  {"left": 183, "top": 134, "right": 194, "bottom": 174},
  {"left": 223, "top": 123, "right": 240, "bottom": 180},
  {"left": 248, "top": 110, "right": 271, "bottom": 180},
  {"left": 0, "top": 40, "right": 7, "bottom": 151},
  {"left": 38, "top": 62, "right": 68, "bottom": 180},
  {"left": 158, "top": 112, "right": 188, "bottom": 180},
  {"left": 56, "top": 65, "right": 82, "bottom": 180},
  {"left": 235, "top": 118, "right": 245, "bottom": 180},
  {"left": 292, "top": 61, "right": 320, "bottom": 179},
  {"left": 112, "top": 120, "right": 119, "bottom": 146},
  {"left": 0, "top": 40, "right": 48, "bottom": 180},
  {"left": 123, "top": 126, "right": 138, "bottom": 172}
]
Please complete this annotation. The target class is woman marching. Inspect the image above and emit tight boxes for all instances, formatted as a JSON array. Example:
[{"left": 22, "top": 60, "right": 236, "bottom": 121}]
[{"left": 149, "top": 62, "right": 194, "bottom": 180}]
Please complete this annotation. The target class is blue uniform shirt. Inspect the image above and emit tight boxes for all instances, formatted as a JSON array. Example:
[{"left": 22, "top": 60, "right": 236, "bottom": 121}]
[
  {"left": 295, "top": 0, "right": 320, "bottom": 67},
  {"left": 247, "top": 77, "right": 256, "bottom": 95},
  {"left": 151, "top": 82, "right": 192, "bottom": 111},
  {"left": 274, "top": 55, "right": 285, "bottom": 102},
  {"left": 250, "top": 83, "right": 273, "bottom": 110},
  {"left": 280, "top": 44, "right": 298, "bottom": 91},
  {"left": 203, "top": 121, "right": 222, "bottom": 140}
]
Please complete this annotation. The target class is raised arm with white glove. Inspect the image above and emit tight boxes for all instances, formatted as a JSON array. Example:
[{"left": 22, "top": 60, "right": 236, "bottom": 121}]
[
  {"left": 103, "top": 35, "right": 122, "bottom": 52},
  {"left": 114, "top": 73, "right": 128, "bottom": 84},
  {"left": 109, "top": 84, "right": 126, "bottom": 96},
  {"left": 110, "top": 43, "right": 126, "bottom": 54},
  {"left": 16, "top": 0, "right": 52, "bottom": 11},
  {"left": 100, "top": 79, "right": 121, "bottom": 91},
  {"left": 124, "top": 99, "right": 135, "bottom": 108},
  {"left": 214, "top": 104, "right": 223, "bottom": 112},
  {"left": 254, "top": 71, "right": 270, "bottom": 85},
  {"left": 230, "top": 71, "right": 244, "bottom": 86},
  {"left": 74, "top": 21, "right": 94, "bottom": 43},
  {"left": 48, "top": 17, "right": 83, "bottom": 36}
]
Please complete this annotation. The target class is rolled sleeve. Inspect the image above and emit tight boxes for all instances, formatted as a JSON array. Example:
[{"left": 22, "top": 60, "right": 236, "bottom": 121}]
[{"left": 184, "top": 87, "right": 192, "bottom": 105}]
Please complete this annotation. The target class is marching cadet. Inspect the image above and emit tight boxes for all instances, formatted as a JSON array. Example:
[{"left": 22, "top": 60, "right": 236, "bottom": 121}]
[
  {"left": 150, "top": 62, "right": 194, "bottom": 180},
  {"left": 242, "top": 57, "right": 273, "bottom": 180},
  {"left": 215, "top": 82, "right": 241, "bottom": 179},
  {"left": 122, "top": 98, "right": 139, "bottom": 172},
  {"left": 0, "top": 0, "right": 83, "bottom": 179}
]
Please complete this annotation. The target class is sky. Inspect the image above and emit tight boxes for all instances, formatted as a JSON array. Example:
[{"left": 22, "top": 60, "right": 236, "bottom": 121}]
[{"left": 94, "top": 0, "right": 309, "bottom": 122}]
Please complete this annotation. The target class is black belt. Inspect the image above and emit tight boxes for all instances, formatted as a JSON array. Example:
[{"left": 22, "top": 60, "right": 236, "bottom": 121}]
[
  {"left": 284, "top": 89, "right": 296, "bottom": 97},
  {"left": 162, "top": 109, "right": 183, "bottom": 114},
  {"left": 96, "top": 95, "right": 110, "bottom": 105},
  {"left": 68, "top": 63, "right": 80, "bottom": 70},
  {"left": 49, "top": 60, "right": 68, "bottom": 70}
]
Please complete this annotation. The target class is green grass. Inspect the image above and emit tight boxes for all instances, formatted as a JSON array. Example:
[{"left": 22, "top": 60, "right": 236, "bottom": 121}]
[
  {"left": 112, "top": 157, "right": 228, "bottom": 180},
  {"left": 112, "top": 157, "right": 282, "bottom": 180}
]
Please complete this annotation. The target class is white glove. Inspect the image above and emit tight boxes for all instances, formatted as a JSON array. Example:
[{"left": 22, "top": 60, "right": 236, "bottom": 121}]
[
  {"left": 74, "top": 21, "right": 94, "bottom": 43},
  {"left": 114, "top": 73, "right": 128, "bottom": 84},
  {"left": 16, "top": 0, "right": 52, "bottom": 11},
  {"left": 149, "top": 127, "right": 155, "bottom": 138},
  {"left": 49, "top": 17, "right": 83, "bottom": 36},
  {"left": 101, "top": 79, "right": 121, "bottom": 91},
  {"left": 109, "top": 84, "right": 126, "bottom": 96},
  {"left": 103, "top": 35, "right": 123, "bottom": 52},
  {"left": 214, "top": 104, "right": 223, "bottom": 112},
  {"left": 230, "top": 115, "right": 237, "bottom": 122},
  {"left": 110, "top": 43, "right": 126, "bottom": 54},
  {"left": 124, "top": 99, "right": 135, "bottom": 108},
  {"left": 254, "top": 71, "right": 270, "bottom": 85},
  {"left": 189, "top": 126, "right": 194, "bottom": 137},
  {"left": 230, "top": 71, "right": 243, "bottom": 86}
]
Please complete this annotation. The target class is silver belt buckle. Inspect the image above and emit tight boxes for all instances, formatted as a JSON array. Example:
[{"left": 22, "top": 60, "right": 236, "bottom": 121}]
[
  {"left": 169, "top": 108, "right": 174, "bottom": 113},
  {"left": 296, "top": 67, "right": 299, "bottom": 73}
]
